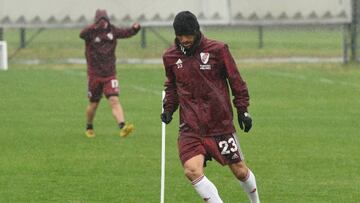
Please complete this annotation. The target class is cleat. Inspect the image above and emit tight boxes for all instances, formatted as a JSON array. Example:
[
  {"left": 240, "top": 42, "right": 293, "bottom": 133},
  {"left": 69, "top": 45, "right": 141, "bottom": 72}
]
[
  {"left": 85, "top": 129, "right": 95, "bottom": 138},
  {"left": 120, "top": 123, "right": 134, "bottom": 137}
]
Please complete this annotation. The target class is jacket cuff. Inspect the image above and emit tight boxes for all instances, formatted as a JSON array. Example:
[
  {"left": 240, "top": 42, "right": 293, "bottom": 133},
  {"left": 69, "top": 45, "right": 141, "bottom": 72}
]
[{"left": 237, "top": 107, "right": 248, "bottom": 114}]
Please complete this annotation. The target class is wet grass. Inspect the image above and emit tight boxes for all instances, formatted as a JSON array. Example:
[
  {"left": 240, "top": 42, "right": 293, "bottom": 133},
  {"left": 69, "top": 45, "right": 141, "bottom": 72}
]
[{"left": 0, "top": 63, "right": 359, "bottom": 202}]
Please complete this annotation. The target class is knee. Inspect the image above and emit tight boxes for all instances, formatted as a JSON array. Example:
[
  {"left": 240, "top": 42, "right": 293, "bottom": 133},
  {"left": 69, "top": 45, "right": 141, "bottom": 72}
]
[
  {"left": 236, "top": 168, "right": 249, "bottom": 181},
  {"left": 108, "top": 96, "right": 119, "bottom": 105},
  {"left": 184, "top": 167, "right": 203, "bottom": 181},
  {"left": 88, "top": 102, "right": 99, "bottom": 110},
  {"left": 232, "top": 164, "right": 249, "bottom": 181}
]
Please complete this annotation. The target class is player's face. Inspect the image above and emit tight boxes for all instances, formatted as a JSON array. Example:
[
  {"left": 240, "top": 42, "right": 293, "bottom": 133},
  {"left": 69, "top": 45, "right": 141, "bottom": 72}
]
[
  {"left": 97, "top": 19, "right": 109, "bottom": 29},
  {"left": 176, "top": 35, "right": 196, "bottom": 49}
]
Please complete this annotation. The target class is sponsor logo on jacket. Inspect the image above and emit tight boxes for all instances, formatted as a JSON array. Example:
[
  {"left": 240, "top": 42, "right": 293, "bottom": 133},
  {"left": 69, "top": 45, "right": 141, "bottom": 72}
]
[{"left": 176, "top": 58, "right": 183, "bottom": 69}]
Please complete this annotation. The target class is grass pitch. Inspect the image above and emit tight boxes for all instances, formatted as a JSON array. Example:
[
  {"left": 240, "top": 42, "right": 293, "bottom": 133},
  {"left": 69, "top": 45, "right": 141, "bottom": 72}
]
[
  {"left": 0, "top": 63, "right": 359, "bottom": 202},
  {"left": 4, "top": 26, "right": 344, "bottom": 61}
]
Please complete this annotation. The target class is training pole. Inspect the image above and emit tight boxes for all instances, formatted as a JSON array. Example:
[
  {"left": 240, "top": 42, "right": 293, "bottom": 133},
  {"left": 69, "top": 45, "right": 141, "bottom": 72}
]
[{"left": 160, "top": 90, "right": 166, "bottom": 203}]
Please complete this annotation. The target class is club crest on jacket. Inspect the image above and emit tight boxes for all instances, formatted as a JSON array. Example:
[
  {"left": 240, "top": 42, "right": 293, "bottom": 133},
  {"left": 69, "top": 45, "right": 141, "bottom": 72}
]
[
  {"left": 200, "top": 52, "right": 209, "bottom": 64},
  {"left": 200, "top": 52, "right": 211, "bottom": 70}
]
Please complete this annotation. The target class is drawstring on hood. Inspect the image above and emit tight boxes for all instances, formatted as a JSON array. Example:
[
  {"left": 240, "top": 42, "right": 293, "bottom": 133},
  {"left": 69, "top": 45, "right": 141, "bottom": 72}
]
[{"left": 175, "top": 33, "right": 202, "bottom": 56}]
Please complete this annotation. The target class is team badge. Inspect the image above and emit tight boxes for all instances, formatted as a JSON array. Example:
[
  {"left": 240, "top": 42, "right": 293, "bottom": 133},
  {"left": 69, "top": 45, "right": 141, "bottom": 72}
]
[
  {"left": 200, "top": 52, "right": 210, "bottom": 64},
  {"left": 199, "top": 52, "right": 211, "bottom": 70},
  {"left": 94, "top": 37, "right": 101, "bottom": 42}
]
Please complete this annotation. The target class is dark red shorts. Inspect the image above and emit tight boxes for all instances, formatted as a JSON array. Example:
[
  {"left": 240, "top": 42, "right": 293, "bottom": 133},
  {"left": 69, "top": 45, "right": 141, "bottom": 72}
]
[
  {"left": 178, "top": 133, "right": 244, "bottom": 166},
  {"left": 87, "top": 75, "right": 119, "bottom": 102}
]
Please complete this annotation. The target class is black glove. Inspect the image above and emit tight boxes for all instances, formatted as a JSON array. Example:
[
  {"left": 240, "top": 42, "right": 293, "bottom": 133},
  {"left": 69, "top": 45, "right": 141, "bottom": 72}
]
[
  {"left": 238, "top": 112, "right": 252, "bottom": 133},
  {"left": 161, "top": 111, "right": 173, "bottom": 124}
]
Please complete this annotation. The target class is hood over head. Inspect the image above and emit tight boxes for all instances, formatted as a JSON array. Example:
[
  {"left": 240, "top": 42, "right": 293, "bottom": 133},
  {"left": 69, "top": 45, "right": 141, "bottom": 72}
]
[
  {"left": 173, "top": 11, "right": 200, "bottom": 36},
  {"left": 94, "top": 9, "right": 110, "bottom": 23}
]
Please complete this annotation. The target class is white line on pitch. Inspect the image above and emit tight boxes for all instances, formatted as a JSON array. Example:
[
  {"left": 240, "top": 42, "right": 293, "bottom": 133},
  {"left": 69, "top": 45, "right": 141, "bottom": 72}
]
[
  {"left": 264, "top": 70, "right": 360, "bottom": 91},
  {"left": 130, "top": 85, "right": 162, "bottom": 95}
]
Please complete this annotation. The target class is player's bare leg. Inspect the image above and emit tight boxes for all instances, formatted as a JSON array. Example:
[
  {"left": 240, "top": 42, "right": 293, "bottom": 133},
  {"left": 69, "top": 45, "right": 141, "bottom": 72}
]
[
  {"left": 184, "top": 154, "right": 223, "bottom": 203},
  {"left": 85, "top": 102, "right": 99, "bottom": 137},
  {"left": 108, "top": 96, "right": 125, "bottom": 123},
  {"left": 229, "top": 161, "right": 260, "bottom": 203},
  {"left": 107, "top": 96, "right": 133, "bottom": 137},
  {"left": 184, "top": 154, "right": 204, "bottom": 181}
]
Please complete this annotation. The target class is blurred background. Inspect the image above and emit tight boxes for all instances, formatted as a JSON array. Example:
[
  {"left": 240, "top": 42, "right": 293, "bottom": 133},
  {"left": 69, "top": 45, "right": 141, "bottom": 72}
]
[{"left": 0, "top": 0, "right": 359, "bottom": 67}]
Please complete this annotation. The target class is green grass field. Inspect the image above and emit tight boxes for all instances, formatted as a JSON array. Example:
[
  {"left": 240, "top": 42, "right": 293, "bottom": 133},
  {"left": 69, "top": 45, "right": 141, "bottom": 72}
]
[
  {"left": 1, "top": 27, "right": 359, "bottom": 202},
  {"left": 1, "top": 62, "right": 359, "bottom": 202},
  {"left": 4, "top": 26, "right": 344, "bottom": 61}
]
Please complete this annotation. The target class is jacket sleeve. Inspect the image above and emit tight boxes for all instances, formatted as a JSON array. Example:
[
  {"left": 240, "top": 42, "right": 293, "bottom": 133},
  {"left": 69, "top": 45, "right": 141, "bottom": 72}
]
[
  {"left": 221, "top": 44, "right": 249, "bottom": 113},
  {"left": 114, "top": 26, "right": 140, "bottom": 39},
  {"left": 79, "top": 24, "right": 96, "bottom": 40},
  {"left": 162, "top": 56, "right": 179, "bottom": 114}
]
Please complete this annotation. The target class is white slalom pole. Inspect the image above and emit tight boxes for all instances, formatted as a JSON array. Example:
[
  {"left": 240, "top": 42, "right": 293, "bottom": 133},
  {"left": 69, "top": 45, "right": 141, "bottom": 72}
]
[
  {"left": 160, "top": 90, "right": 166, "bottom": 203},
  {"left": 0, "top": 41, "right": 8, "bottom": 71}
]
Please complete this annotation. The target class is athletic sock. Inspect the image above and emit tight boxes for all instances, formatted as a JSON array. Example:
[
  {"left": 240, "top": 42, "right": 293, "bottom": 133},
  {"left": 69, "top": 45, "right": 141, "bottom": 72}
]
[
  {"left": 86, "top": 123, "right": 93, "bottom": 130},
  {"left": 192, "top": 175, "right": 223, "bottom": 203},
  {"left": 118, "top": 122, "right": 125, "bottom": 129},
  {"left": 239, "top": 170, "right": 260, "bottom": 203}
]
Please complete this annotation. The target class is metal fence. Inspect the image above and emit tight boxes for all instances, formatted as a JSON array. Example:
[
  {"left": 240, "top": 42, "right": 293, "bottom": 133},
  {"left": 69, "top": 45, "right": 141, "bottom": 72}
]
[
  {"left": 0, "top": 0, "right": 359, "bottom": 63},
  {"left": 351, "top": 0, "right": 360, "bottom": 61}
]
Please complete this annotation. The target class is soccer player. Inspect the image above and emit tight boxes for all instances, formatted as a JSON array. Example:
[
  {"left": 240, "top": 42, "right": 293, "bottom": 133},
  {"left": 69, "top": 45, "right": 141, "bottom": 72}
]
[
  {"left": 161, "top": 11, "right": 260, "bottom": 203},
  {"left": 80, "top": 9, "right": 140, "bottom": 138}
]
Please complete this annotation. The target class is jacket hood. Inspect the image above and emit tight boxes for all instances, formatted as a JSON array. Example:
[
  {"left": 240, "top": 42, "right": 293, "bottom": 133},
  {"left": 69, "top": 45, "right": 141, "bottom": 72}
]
[
  {"left": 173, "top": 11, "right": 200, "bottom": 36},
  {"left": 94, "top": 9, "right": 110, "bottom": 23}
]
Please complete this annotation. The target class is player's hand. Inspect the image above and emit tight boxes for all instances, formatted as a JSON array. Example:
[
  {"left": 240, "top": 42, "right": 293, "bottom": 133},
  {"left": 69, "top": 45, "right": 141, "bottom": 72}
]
[
  {"left": 132, "top": 22, "right": 141, "bottom": 31},
  {"left": 89, "top": 24, "right": 97, "bottom": 30},
  {"left": 161, "top": 111, "right": 172, "bottom": 124},
  {"left": 238, "top": 112, "right": 252, "bottom": 132}
]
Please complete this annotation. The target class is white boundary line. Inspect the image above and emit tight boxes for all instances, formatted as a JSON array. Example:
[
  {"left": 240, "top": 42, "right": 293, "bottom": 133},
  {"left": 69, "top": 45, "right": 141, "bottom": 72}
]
[
  {"left": 130, "top": 85, "right": 162, "bottom": 95},
  {"left": 11, "top": 57, "right": 345, "bottom": 65},
  {"left": 264, "top": 70, "right": 360, "bottom": 91}
]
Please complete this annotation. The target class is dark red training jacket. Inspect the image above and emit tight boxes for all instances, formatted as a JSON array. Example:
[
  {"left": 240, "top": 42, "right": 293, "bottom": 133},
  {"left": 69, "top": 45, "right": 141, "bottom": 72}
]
[
  {"left": 162, "top": 35, "right": 250, "bottom": 137},
  {"left": 80, "top": 11, "right": 139, "bottom": 77}
]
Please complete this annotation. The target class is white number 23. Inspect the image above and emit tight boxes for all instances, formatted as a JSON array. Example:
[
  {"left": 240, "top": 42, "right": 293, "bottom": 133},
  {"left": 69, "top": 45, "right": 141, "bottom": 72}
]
[{"left": 218, "top": 138, "right": 238, "bottom": 155}]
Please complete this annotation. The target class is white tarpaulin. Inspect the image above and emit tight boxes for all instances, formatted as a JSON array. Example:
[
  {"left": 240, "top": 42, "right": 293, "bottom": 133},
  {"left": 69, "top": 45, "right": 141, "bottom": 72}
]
[{"left": 0, "top": 0, "right": 352, "bottom": 27}]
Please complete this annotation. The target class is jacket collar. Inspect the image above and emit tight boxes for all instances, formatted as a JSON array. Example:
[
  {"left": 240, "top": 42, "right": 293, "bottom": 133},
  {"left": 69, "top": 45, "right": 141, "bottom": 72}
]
[{"left": 175, "top": 33, "right": 204, "bottom": 56}]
